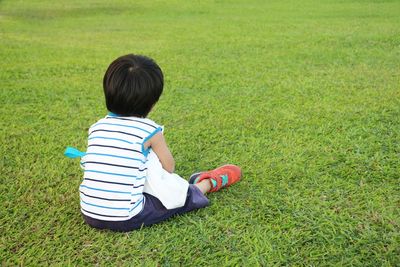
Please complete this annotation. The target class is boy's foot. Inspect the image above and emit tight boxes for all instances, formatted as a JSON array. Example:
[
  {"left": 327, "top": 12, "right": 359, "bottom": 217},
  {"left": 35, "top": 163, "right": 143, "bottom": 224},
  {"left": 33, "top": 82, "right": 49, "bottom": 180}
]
[{"left": 189, "top": 164, "right": 241, "bottom": 192}]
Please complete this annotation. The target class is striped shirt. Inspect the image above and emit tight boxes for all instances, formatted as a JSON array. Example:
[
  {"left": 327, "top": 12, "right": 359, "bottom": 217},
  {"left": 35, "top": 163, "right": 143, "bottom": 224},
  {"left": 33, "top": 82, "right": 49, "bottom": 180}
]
[{"left": 80, "top": 114, "right": 162, "bottom": 221}]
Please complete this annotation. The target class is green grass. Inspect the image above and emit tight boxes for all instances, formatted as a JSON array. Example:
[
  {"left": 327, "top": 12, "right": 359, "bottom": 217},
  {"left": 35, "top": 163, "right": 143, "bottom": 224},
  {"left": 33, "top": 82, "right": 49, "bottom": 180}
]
[{"left": 1, "top": 0, "right": 399, "bottom": 265}]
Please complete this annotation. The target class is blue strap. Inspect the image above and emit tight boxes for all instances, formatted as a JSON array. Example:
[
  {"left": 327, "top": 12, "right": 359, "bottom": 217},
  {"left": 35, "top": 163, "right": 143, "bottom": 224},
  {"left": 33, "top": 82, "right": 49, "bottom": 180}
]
[
  {"left": 220, "top": 174, "right": 229, "bottom": 187},
  {"left": 210, "top": 175, "right": 228, "bottom": 190},
  {"left": 64, "top": 147, "right": 86, "bottom": 158}
]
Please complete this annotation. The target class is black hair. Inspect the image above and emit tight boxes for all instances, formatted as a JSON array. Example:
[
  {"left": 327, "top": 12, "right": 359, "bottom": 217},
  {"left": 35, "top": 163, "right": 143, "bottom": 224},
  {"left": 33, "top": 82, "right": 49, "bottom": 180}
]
[{"left": 103, "top": 54, "right": 164, "bottom": 117}]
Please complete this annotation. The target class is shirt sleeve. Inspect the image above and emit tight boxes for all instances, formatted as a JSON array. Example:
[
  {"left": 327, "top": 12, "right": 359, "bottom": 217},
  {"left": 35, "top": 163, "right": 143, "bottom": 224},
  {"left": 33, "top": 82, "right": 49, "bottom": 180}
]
[{"left": 141, "top": 119, "right": 163, "bottom": 157}]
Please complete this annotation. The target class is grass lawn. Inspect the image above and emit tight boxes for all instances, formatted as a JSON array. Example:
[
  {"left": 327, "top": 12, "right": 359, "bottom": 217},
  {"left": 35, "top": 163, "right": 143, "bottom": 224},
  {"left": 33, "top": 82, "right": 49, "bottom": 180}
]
[{"left": 1, "top": 0, "right": 399, "bottom": 265}]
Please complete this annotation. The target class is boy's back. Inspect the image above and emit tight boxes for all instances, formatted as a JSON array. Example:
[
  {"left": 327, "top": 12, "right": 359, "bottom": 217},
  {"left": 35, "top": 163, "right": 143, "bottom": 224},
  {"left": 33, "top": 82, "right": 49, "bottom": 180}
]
[{"left": 80, "top": 114, "right": 161, "bottom": 221}]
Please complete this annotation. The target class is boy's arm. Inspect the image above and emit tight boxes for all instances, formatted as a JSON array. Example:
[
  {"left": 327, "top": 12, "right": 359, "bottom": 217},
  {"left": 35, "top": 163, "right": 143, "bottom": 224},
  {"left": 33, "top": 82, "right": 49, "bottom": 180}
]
[{"left": 144, "top": 131, "right": 175, "bottom": 173}]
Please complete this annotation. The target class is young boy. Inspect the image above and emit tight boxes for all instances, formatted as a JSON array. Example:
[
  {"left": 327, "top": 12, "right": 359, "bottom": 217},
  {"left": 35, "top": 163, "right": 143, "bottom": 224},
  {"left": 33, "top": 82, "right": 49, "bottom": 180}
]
[{"left": 65, "top": 54, "right": 241, "bottom": 231}]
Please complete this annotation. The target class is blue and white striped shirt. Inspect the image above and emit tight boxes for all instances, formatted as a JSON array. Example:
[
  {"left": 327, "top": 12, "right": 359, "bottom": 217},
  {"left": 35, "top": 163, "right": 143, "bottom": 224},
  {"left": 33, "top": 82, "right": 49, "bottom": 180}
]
[{"left": 80, "top": 114, "right": 162, "bottom": 221}]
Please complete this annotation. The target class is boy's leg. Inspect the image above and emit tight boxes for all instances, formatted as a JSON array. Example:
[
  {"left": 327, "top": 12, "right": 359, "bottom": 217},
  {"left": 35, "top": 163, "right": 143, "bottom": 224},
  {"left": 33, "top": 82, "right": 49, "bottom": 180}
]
[
  {"left": 135, "top": 185, "right": 209, "bottom": 228},
  {"left": 195, "top": 179, "right": 212, "bottom": 194}
]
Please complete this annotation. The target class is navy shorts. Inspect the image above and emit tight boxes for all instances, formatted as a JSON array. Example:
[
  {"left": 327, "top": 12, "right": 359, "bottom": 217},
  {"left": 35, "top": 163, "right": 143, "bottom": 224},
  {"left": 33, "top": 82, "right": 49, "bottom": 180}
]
[{"left": 82, "top": 185, "right": 209, "bottom": 232}]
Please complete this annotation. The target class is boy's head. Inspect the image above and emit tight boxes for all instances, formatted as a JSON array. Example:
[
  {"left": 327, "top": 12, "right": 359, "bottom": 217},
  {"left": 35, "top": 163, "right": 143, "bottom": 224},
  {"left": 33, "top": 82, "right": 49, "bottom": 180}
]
[{"left": 103, "top": 54, "right": 164, "bottom": 117}]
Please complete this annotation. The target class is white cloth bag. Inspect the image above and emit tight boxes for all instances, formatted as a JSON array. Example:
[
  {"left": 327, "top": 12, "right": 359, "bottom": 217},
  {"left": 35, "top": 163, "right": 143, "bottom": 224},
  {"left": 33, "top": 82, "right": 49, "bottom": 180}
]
[{"left": 143, "top": 149, "right": 189, "bottom": 209}]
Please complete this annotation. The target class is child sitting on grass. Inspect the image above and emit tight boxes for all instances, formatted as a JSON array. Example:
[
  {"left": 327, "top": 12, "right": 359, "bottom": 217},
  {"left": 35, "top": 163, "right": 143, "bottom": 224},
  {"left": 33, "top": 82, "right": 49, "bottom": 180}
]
[{"left": 65, "top": 54, "right": 241, "bottom": 232}]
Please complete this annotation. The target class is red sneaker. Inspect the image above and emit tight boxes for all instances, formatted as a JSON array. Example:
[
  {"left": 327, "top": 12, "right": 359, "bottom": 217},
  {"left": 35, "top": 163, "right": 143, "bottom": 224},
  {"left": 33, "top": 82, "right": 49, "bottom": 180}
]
[{"left": 189, "top": 164, "right": 241, "bottom": 192}]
